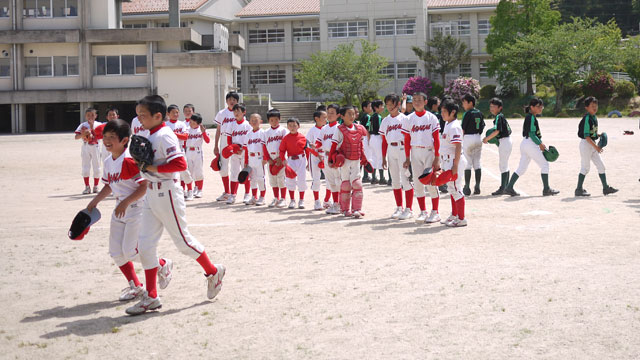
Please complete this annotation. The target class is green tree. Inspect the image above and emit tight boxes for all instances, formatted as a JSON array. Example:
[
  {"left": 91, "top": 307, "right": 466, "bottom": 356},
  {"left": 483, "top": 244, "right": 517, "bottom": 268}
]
[
  {"left": 411, "top": 32, "right": 471, "bottom": 87},
  {"left": 294, "top": 40, "right": 388, "bottom": 105},
  {"left": 486, "top": 0, "right": 561, "bottom": 95},
  {"left": 622, "top": 36, "right": 640, "bottom": 88}
]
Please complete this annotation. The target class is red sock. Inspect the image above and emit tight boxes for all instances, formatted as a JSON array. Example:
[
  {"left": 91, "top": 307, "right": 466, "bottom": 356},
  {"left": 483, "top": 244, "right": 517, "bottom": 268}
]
[
  {"left": 252, "top": 188, "right": 258, "bottom": 197},
  {"left": 187, "top": 182, "right": 193, "bottom": 190},
  {"left": 260, "top": 190, "right": 266, "bottom": 198},
  {"left": 273, "top": 187, "right": 279, "bottom": 199},
  {"left": 332, "top": 192, "right": 339, "bottom": 202},
  {"left": 431, "top": 196, "right": 439, "bottom": 212},
  {"left": 181, "top": 181, "right": 185, "bottom": 190},
  {"left": 159, "top": 258, "right": 166, "bottom": 266},
  {"left": 456, "top": 197, "right": 465, "bottom": 220},
  {"left": 289, "top": 190, "right": 295, "bottom": 200},
  {"left": 280, "top": 187, "right": 286, "bottom": 199},
  {"left": 195, "top": 180, "right": 203, "bottom": 190},
  {"left": 144, "top": 267, "right": 158, "bottom": 298},
  {"left": 196, "top": 251, "right": 218, "bottom": 276},
  {"left": 324, "top": 189, "right": 331, "bottom": 202},
  {"left": 299, "top": 191, "right": 305, "bottom": 200},
  {"left": 313, "top": 191, "right": 319, "bottom": 201},
  {"left": 119, "top": 262, "right": 141, "bottom": 287},
  {"left": 417, "top": 196, "right": 426, "bottom": 211},
  {"left": 450, "top": 196, "right": 458, "bottom": 217},
  {"left": 405, "top": 189, "right": 414, "bottom": 210},
  {"left": 230, "top": 181, "right": 238, "bottom": 195},
  {"left": 244, "top": 181, "right": 250, "bottom": 194},
  {"left": 393, "top": 189, "right": 403, "bottom": 207},
  {"left": 222, "top": 176, "right": 230, "bottom": 194},
  {"left": 83, "top": 177, "right": 89, "bottom": 186},
  {"left": 94, "top": 178, "right": 99, "bottom": 186}
]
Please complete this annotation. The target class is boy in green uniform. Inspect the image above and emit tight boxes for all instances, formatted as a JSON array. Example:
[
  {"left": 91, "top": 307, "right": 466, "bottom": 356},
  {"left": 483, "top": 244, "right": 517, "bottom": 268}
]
[
  {"left": 482, "top": 98, "right": 513, "bottom": 195},
  {"left": 359, "top": 101, "right": 372, "bottom": 182},
  {"left": 368, "top": 100, "right": 386, "bottom": 184},
  {"left": 460, "top": 94, "right": 485, "bottom": 195}
]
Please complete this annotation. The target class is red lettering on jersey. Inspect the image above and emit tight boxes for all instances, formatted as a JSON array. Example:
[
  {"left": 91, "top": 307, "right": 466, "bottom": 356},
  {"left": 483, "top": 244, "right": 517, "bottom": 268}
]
[
  {"left": 248, "top": 137, "right": 262, "bottom": 145},
  {"left": 232, "top": 129, "right": 249, "bottom": 137},
  {"left": 188, "top": 133, "right": 202, "bottom": 140},
  {"left": 387, "top": 123, "right": 403, "bottom": 132},
  {"left": 411, "top": 124, "right": 432, "bottom": 133},
  {"left": 106, "top": 172, "right": 122, "bottom": 184},
  {"left": 266, "top": 135, "right": 283, "bottom": 144},
  {"left": 323, "top": 133, "right": 334, "bottom": 141},
  {"left": 133, "top": 126, "right": 145, "bottom": 134}
]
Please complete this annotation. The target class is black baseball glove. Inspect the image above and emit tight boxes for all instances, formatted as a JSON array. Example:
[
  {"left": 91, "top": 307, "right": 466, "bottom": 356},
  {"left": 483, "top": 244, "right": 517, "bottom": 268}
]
[{"left": 129, "top": 135, "right": 154, "bottom": 172}]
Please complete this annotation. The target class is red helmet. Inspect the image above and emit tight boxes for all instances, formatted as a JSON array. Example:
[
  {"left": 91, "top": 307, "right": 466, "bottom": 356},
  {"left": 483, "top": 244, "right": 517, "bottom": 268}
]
[
  {"left": 210, "top": 156, "right": 221, "bottom": 171},
  {"left": 285, "top": 165, "right": 297, "bottom": 179}
]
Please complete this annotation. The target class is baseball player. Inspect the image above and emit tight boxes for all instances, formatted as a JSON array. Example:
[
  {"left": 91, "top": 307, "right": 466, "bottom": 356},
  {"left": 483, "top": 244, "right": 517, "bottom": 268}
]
[
  {"left": 482, "top": 98, "right": 513, "bottom": 195},
  {"left": 359, "top": 101, "right": 373, "bottom": 183},
  {"left": 439, "top": 99, "right": 468, "bottom": 227},
  {"left": 126, "top": 95, "right": 225, "bottom": 315},
  {"left": 165, "top": 104, "right": 194, "bottom": 198},
  {"left": 504, "top": 98, "right": 560, "bottom": 197},
  {"left": 85, "top": 119, "right": 173, "bottom": 301},
  {"left": 329, "top": 105, "right": 369, "bottom": 218},
  {"left": 428, "top": 96, "right": 448, "bottom": 195},
  {"left": 461, "top": 94, "right": 485, "bottom": 196},
  {"left": 185, "top": 113, "right": 210, "bottom": 199},
  {"left": 75, "top": 108, "right": 104, "bottom": 194},
  {"left": 214, "top": 92, "right": 240, "bottom": 202},
  {"left": 368, "top": 100, "right": 386, "bottom": 184},
  {"left": 402, "top": 92, "right": 441, "bottom": 224},
  {"left": 380, "top": 94, "right": 414, "bottom": 220},
  {"left": 245, "top": 113, "right": 267, "bottom": 205},
  {"left": 225, "top": 103, "right": 252, "bottom": 204},
  {"left": 280, "top": 117, "right": 315, "bottom": 209},
  {"left": 574, "top": 96, "right": 618, "bottom": 196},
  {"left": 263, "top": 108, "right": 288, "bottom": 208},
  {"left": 306, "top": 110, "right": 328, "bottom": 210},
  {"left": 131, "top": 116, "right": 149, "bottom": 137},
  {"left": 316, "top": 108, "right": 341, "bottom": 214}
]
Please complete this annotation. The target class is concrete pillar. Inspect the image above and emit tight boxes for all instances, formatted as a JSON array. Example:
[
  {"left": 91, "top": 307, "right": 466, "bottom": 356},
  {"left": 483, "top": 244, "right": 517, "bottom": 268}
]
[
  {"left": 35, "top": 103, "right": 45, "bottom": 131},
  {"left": 169, "top": 0, "right": 180, "bottom": 27},
  {"left": 14, "top": 0, "right": 23, "bottom": 30},
  {"left": 11, "top": 103, "right": 26, "bottom": 133}
]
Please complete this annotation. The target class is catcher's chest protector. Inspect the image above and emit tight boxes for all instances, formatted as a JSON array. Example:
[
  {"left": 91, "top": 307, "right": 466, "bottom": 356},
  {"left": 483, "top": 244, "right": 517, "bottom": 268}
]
[{"left": 337, "top": 124, "right": 366, "bottom": 160}]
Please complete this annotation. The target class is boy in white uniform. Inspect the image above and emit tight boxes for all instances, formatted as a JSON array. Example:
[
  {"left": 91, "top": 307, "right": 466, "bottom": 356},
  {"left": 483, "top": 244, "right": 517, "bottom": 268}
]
[
  {"left": 306, "top": 110, "right": 328, "bottom": 210},
  {"left": 131, "top": 116, "right": 149, "bottom": 137},
  {"left": 439, "top": 100, "right": 468, "bottom": 227},
  {"left": 225, "top": 103, "right": 253, "bottom": 204},
  {"left": 165, "top": 104, "right": 194, "bottom": 198},
  {"left": 213, "top": 92, "right": 240, "bottom": 201},
  {"left": 185, "top": 113, "right": 210, "bottom": 200},
  {"left": 75, "top": 108, "right": 104, "bottom": 194},
  {"left": 245, "top": 113, "right": 267, "bottom": 205},
  {"left": 263, "top": 109, "right": 289, "bottom": 208},
  {"left": 316, "top": 108, "right": 341, "bottom": 214}
]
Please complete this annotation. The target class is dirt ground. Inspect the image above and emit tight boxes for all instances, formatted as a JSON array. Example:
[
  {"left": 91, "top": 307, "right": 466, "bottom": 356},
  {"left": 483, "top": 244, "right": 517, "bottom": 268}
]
[{"left": 0, "top": 117, "right": 639, "bottom": 359}]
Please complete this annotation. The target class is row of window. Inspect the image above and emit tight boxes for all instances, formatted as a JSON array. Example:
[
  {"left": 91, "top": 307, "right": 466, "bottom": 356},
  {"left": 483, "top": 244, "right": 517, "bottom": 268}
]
[
  {"left": 18, "top": 55, "right": 147, "bottom": 78},
  {"left": 380, "top": 63, "right": 419, "bottom": 79},
  {"left": 95, "top": 55, "right": 147, "bottom": 76},
  {"left": 431, "top": 20, "right": 491, "bottom": 36},
  {"left": 123, "top": 22, "right": 188, "bottom": 29},
  {"left": 25, "top": 56, "right": 78, "bottom": 77},
  {"left": 0, "top": 0, "right": 79, "bottom": 18}
]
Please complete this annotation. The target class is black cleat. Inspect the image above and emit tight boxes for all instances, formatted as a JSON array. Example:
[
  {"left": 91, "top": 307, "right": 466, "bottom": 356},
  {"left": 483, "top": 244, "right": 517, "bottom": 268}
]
[
  {"left": 473, "top": 186, "right": 481, "bottom": 195},
  {"left": 505, "top": 188, "right": 520, "bottom": 197},
  {"left": 603, "top": 186, "right": 618, "bottom": 195},
  {"left": 439, "top": 185, "right": 448, "bottom": 194},
  {"left": 543, "top": 188, "right": 560, "bottom": 196},
  {"left": 463, "top": 187, "right": 471, "bottom": 196},
  {"left": 574, "top": 188, "right": 590, "bottom": 197},
  {"left": 491, "top": 188, "right": 505, "bottom": 196}
]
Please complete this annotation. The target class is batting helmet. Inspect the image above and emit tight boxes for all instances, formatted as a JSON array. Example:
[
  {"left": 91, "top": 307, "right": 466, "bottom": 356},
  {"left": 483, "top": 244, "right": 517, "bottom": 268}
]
[
  {"left": 435, "top": 170, "right": 457, "bottom": 186},
  {"left": 285, "top": 165, "right": 297, "bottom": 179},
  {"left": 418, "top": 167, "right": 435, "bottom": 185},
  {"left": 270, "top": 162, "right": 284, "bottom": 176},
  {"left": 210, "top": 155, "right": 221, "bottom": 171},
  {"left": 68, "top": 208, "right": 101, "bottom": 241},
  {"left": 485, "top": 129, "right": 499, "bottom": 146},
  {"left": 238, "top": 166, "right": 252, "bottom": 183},
  {"left": 598, "top": 132, "right": 607, "bottom": 148},
  {"left": 543, "top": 146, "right": 559, "bottom": 162},
  {"left": 221, "top": 145, "right": 234, "bottom": 159}
]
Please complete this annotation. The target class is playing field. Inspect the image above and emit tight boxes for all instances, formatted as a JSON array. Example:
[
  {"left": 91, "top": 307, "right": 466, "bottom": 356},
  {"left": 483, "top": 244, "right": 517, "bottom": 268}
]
[{"left": 0, "top": 117, "right": 639, "bottom": 359}]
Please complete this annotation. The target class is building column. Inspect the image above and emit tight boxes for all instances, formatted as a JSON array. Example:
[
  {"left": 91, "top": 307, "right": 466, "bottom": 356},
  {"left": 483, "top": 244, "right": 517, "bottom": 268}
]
[
  {"left": 14, "top": 0, "right": 23, "bottom": 30},
  {"left": 11, "top": 103, "right": 26, "bottom": 133}
]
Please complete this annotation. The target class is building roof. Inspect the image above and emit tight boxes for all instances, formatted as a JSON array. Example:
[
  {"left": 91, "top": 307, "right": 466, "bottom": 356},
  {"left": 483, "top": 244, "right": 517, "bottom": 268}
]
[
  {"left": 122, "top": 0, "right": 209, "bottom": 14},
  {"left": 427, "top": 0, "right": 500, "bottom": 8},
  {"left": 235, "top": 0, "right": 320, "bottom": 17}
]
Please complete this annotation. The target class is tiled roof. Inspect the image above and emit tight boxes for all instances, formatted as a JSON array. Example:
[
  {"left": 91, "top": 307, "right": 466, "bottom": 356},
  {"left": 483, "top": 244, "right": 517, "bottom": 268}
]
[
  {"left": 236, "top": 0, "right": 320, "bottom": 17},
  {"left": 427, "top": 0, "right": 500, "bottom": 8},
  {"left": 122, "top": 0, "right": 209, "bottom": 14}
]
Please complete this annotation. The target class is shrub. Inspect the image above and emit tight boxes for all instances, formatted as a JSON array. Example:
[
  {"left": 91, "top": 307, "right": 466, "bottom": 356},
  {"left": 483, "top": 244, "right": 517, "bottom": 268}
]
[
  {"left": 402, "top": 76, "right": 432, "bottom": 96},
  {"left": 479, "top": 85, "right": 497, "bottom": 99},
  {"left": 563, "top": 82, "right": 583, "bottom": 100},
  {"left": 511, "top": 113, "right": 524, "bottom": 118},
  {"left": 555, "top": 112, "right": 570, "bottom": 118},
  {"left": 444, "top": 77, "right": 481, "bottom": 102},
  {"left": 614, "top": 80, "right": 636, "bottom": 98},
  {"left": 535, "top": 84, "right": 555, "bottom": 99},
  {"left": 496, "top": 83, "right": 520, "bottom": 98},
  {"left": 430, "top": 82, "right": 444, "bottom": 97},
  {"left": 582, "top": 71, "right": 615, "bottom": 100}
]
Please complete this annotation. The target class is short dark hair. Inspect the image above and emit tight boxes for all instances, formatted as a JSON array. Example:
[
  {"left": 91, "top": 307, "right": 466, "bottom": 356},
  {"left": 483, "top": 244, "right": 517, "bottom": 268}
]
[
  {"left": 524, "top": 98, "right": 544, "bottom": 114},
  {"left": 266, "top": 108, "right": 281, "bottom": 119},
  {"left": 183, "top": 103, "right": 195, "bottom": 111},
  {"left": 413, "top": 92, "right": 427, "bottom": 102},
  {"left": 489, "top": 98, "right": 503, "bottom": 107},
  {"left": 137, "top": 95, "right": 167, "bottom": 119},
  {"left": 361, "top": 100, "right": 371, "bottom": 109},
  {"left": 462, "top": 93, "right": 477, "bottom": 106},
  {"left": 327, "top": 104, "right": 340, "bottom": 113},
  {"left": 106, "top": 107, "right": 119, "bottom": 116},
  {"left": 384, "top": 93, "right": 401, "bottom": 106},
  {"left": 167, "top": 104, "right": 180, "bottom": 113},
  {"left": 287, "top": 117, "right": 300, "bottom": 125},
  {"left": 339, "top": 105, "right": 355, "bottom": 116},
  {"left": 103, "top": 119, "right": 131, "bottom": 144},
  {"left": 190, "top": 113, "right": 203, "bottom": 124},
  {"left": 371, "top": 100, "right": 384, "bottom": 110},
  {"left": 442, "top": 100, "right": 459, "bottom": 117},
  {"left": 316, "top": 104, "right": 327, "bottom": 112},
  {"left": 313, "top": 110, "right": 326, "bottom": 121},
  {"left": 226, "top": 92, "right": 240, "bottom": 101},
  {"left": 232, "top": 103, "right": 246, "bottom": 113},
  {"left": 584, "top": 96, "right": 598, "bottom": 107},
  {"left": 427, "top": 96, "right": 440, "bottom": 109},
  {"left": 85, "top": 107, "right": 97, "bottom": 114}
]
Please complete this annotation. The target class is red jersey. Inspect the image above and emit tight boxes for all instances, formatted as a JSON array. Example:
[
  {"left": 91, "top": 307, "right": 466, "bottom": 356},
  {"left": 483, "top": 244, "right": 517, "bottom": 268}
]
[{"left": 279, "top": 132, "right": 307, "bottom": 160}]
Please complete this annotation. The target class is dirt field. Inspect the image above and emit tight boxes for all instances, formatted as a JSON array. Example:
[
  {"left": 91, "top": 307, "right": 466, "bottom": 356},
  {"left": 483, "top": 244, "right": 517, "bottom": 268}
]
[{"left": 0, "top": 117, "right": 639, "bottom": 359}]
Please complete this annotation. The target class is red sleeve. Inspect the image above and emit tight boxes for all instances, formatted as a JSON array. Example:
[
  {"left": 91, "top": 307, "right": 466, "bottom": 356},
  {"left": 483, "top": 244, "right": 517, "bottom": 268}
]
[
  {"left": 305, "top": 145, "right": 319, "bottom": 157},
  {"left": 94, "top": 124, "right": 106, "bottom": 140},
  {"left": 404, "top": 132, "right": 412, "bottom": 159},
  {"left": 120, "top": 157, "right": 141, "bottom": 180},
  {"left": 202, "top": 131, "right": 210, "bottom": 144},
  {"left": 279, "top": 136, "right": 287, "bottom": 161},
  {"left": 328, "top": 142, "right": 338, "bottom": 162},
  {"left": 175, "top": 132, "right": 188, "bottom": 141},
  {"left": 314, "top": 139, "right": 322, "bottom": 149},
  {"left": 227, "top": 135, "right": 233, "bottom": 145},
  {"left": 157, "top": 156, "right": 187, "bottom": 173},
  {"left": 432, "top": 129, "right": 440, "bottom": 157},
  {"left": 262, "top": 144, "right": 270, "bottom": 161},
  {"left": 360, "top": 137, "right": 367, "bottom": 163},
  {"left": 243, "top": 146, "right": 249, "bottom": 165},
  {"left": 381, "top": 135, "right": 388, "bottom": 158}
]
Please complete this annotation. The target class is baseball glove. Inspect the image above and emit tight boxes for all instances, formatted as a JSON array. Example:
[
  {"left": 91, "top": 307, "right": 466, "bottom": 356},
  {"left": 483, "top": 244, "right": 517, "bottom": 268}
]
[{"left": 129, "top": 134, "right": 154, "bottom": 172}]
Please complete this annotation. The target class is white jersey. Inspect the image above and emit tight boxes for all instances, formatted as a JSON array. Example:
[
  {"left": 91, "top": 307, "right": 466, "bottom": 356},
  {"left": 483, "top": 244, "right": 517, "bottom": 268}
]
[
  {"left": 214, "top": 107, "right": 236, "bottom": 147},
  {"left": 142, "top": 123, "right": 184, "bottom": 182},
  {"left": 185, "top": 126, "right": 209, "bottom": 149},
  {"left": 165, "top": 119, "right": 188, "bottom": 135},
  {"left": 440, "top": 120, "right": 463, "bottom": 156},
  {"left": 318, "top": 122, "right": 339, "bottom": 152},
  {"left": 403, "top": 111, "right": 440, "bottom": 148},
  {"left": 306, "top": 125, "right": 323, "bottom": 148},
  {"left": 131, "top": 117, "right": 149, "bottom": 138},
  {"left": 246, "top": 128, "right": 266, "bottom": 154},
  {"left": 380, "top": 113, "right": 408, "bottom": 143},
  {"left": 101, "top": 149, "right": 145, "bottom": 200},
  {"left": 75, "top": 121, "right": 104, "bottom": 145},
  {"left": 225, "top": 119, "right": 252, "bottom": 147},
  {"left": 264, "top": 125, "right": 288, "bottom": 154}
]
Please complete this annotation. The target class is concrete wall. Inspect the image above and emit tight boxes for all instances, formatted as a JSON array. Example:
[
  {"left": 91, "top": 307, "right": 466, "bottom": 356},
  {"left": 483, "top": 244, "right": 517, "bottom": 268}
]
[
  {"left": 91, "top": 44, "right": 146, "bottom": 56},
  {"left": 88, "top": 0, "right": 117, "bottom": 29},
  {"left": 23, "top": 42, "right": 78, "bottom": 56},
  {"left": 0, "top": 17, "right": 10, "bottom": 31},
  {"left": 23, "top": 17, "right": 80, "bottom": 30},
  {"left": 93, "top": 75, "right": 148, "bottom": 89}
]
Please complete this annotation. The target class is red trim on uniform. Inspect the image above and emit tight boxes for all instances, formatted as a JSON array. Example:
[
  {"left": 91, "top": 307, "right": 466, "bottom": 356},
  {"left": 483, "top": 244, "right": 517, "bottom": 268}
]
[
  {"left": 450, "top": 195, "right": 458, "bottom": 216},
  {"left": 168, "top": 189, "right": 201, "bottom": 255},
  {"left": 202, "top": 131, "right": 210, "bottom": 143},
  {"left": 432, "top": 130, "right": 440, "bottom": 157},
  {"left": 414, "top": 110, "right": 427, "bottom": 117},
  {"left": 403, "top": 132, "right": 412, "bottom": 158},
  {"left": 324, "top": 189, "right": 331, "bottom": 202},
  {"left": 157, "top": 156, "right": 187, "bottom": 173},
  {"left": 405, "top": 189, "right": 414, "bottom": 210},
  {"left": 381, "top": 135, "right": 388, "bottom": 158},
  {"left": 393, "top": 189, "right": 402, "bottom": 207},
  {"left": 145, "top": 267, "right": 158, "bottom": 298},
  {"left": 121, "top": 157, "right": 141, "bottom": 180},
  {"left": 149, "top": 122, "right": 166, "bottom": 135}
]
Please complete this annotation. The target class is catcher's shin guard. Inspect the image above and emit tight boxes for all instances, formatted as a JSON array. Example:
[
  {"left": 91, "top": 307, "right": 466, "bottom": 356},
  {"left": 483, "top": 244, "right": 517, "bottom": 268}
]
[
  {"left": 351, "top": 179, "right": 363, "bottom": 211},
  {"left": 339, "top": 180, "right": 352, "bottom": 212}
]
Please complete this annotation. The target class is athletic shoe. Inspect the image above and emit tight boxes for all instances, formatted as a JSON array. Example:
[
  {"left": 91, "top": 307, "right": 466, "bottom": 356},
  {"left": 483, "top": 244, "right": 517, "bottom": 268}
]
[
  {"left": 575, "top": 188, "right": 590, "bottom": 197},
  {"left": 288, "top": 200, "right": 296, "bottom": 209},
  {"left": 82, "top": 186, "right": 91, "bottom": 195},
  {"left": 473, "top": 186, "right": 481, "bottom": 195},
  {"left": 326, "top": 203, "right": 341, "bottom": 215},
  {"left": 247, "top": 197, "right": 257, "bottom": 205},
  {"left": 313, "top": 200, "right": 323, "bottom": 210},
  {"left": 323, "top": 201, "right": 332, "bottom": 209},
  {"left": 391, "top": 207, "right": 403, "bottom": 219},
  {"left": 352, "top": 210, "right": 364, "bottom": 218},
  {"left": 158, "top": 258, "right": 173, "bottom": 290},
  {"left": 542, "top": 188, "right": 560, "bottom": 196},
  {"left": 370, "top": 178, "right": 379, "bottom": 185},
  {"left": 439, "top": 185, "right": 448, "bottom": 194},
  {"left": 119, "top": 280, "right": 144, "bottom": 302},
  {"left": 447, "top": 218, "right": 468, "bottom": 227},
  {"left": 416, "top": 211, "right": 428, "bottom": 223},
  {"left": 243, "top": 194, "right": 252, "bottom": 204},
  {"left": 194, "top": 189, "right": 203, "bottom": 198},
  {"left": 125, "top": 291, "right": 162, "bottom": 315},
  {"left": 276, "top": 199, "right": 287, "bottom": 208},
  {"left": 268, "top": 198, "right": 278, "bottom": 207},
  {"left": 492, "top": 188, "right": 505, "bottom": 196},
  {"left": 256, "top": 197, "right": 265, "bottom": 206},
  {"left": 216, "top": 192, "right": 229, "bottom": 202},
  {"left": 343, "top": 210, "right": 353, "bottom": 217},
  {"left": 398, "top": 208, "right": 413, "bottom": 220},
  {"left": 93, "top": 186, "right": 99, "bottom": 193},
  {"left": 603, "top": 186, "right": 619, "bottom": 196},
  {"left": 441, "top": 214, "right": 457, "bottom": 225},
  {"left": 463, "top": 187, "right": 471, "bottom": 196},
  {"left": 206, "top": 264, "right": 226, "bottom": 300},
  {"left": 505, "top": 188, "right": 520, "bottom": 197},
  {"left": 226, "top": 195, "right": 236, "bottom": 204},
  {"left": 387, "top": 180, "right": 393, "bottom": 187},
  {"left": 183, "top": 191, "right": 188, "bottom": 199},
  {"left": 298, "top": 200, "right": 305, "bottom": 209},
  {"left": 362, "top": 174, "right": 370, "bottom": 183},
  {"left": 425, "top": 210, "right": 441, "bottom": 224},
  {"left": 185, "top": 190, "right": 194, "bottom": 201}
]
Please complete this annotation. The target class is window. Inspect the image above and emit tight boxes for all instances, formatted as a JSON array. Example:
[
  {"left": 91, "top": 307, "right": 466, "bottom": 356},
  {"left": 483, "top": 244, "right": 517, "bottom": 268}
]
[
  {"left": 376, "top": 19, "right": 416, "bottom": 36},
  {"left": 106, "top": 56, "right": 119, "bottom": 75},
  {"left": 95, "top": 55, "right": 147, "bottom": 76},
  {"left": 0, "top": 58, "right": 9, "bottom": 77},
  {"left": 293, "top": 27, "right": 319, "bottom": 42},
  {"left": 478, "top": 19, "right": 490, "bottom": 35},
  {"left": 248, "top": 29, "right": 284, "bottom": 44},
  {"left": 480, "top": 63, "right": 489, "bottom": 77},
  {"left": 397, "top": 63, "right": 417, "bottom": 78},
  {"left": 396, "top": 19, "right": 416, "bottom": 35},
  {"left": 157, "top": 21, "right": 187, "bottom": 28},
  {"left": 375, "top": 20, "right": 395, "bottom": 36},
  {"left": 24, "top": 0, "right": 51, "bottom": 18},
  {"left": 123, "top": 23, "right": 148, "bottom": 29},
  {"left": 236, "top": 69, "right": 241, "bottom": 89},
  {"left": 121, "top": 55, "right": 134, "bottom": 75},
  {"left": 459, "top": 63, "right": 471, "bottom": 77},
  {"left": 52, "top": 0, "right": 77, "bottom": 17},
  {"left": 328, "top": 21, "right": 368, "bottom": 39},
  {"left": 249, "top": 69, "right": 285, "bottom": 85},
  {"left": 26, "top": 56, "right": 59, "bottom": 77},
  {"left": 268, "top": 70, "right": 285, "bottom": 84},
  {"left": 458, "top": 20, "right": 470, "bottom": 36},
  {"left": 0, "top": 0, "right": 10, "bottom": 17},
  {"left": 50, "top": 56, "right": 78, "bottom": 76},
  {"left": 25, "top": 57, "right": 37, "bottom": 76},
  {"left": 67, "top": 56, "right": 78, "bottom": 75},
  {"left": 135, "top": 55, "right": 147, "bottom": 74},
  {"left": 379, "top": 64, "right": 394, "bottom": 78},
  {"left": 38, "top": 56, "right": 52, "bottom": 76}
]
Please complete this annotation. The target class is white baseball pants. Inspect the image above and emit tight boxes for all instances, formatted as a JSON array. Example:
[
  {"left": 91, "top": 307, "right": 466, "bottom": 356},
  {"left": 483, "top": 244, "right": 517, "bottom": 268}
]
[
  {"left": 285, "top": 156, "right": 307, "bottom": 191},
  {"left": 81, "top": 143, "right": 101, "bottom": 178},
  {"left": 515, "top": 138, "right": 549, "bottom": 176},
  {"left": 579, "top": 139, "right": 605, "bottom": 175},
  {"left": 109, "top": 200, "right": 143, "bottom": 267},
  {"left": 442, "top": 154, "right": 467, "bottom": 201},
  {"left": 411, "top": 147, "right": 438, "bottom": 198},
  {"left": 309, "top": 154, "right": 323, "bottom": 192},
  {"left": 498, "top": 137, "right": 513, "bottom": 173},
  {"left": 463, "top": 134, "right": 482, "bottom": 170},
  {"left": 248, "top": 154, "right": 266, "bottom": 191},
  {"left": 387, "top": 144, "right": 412, "bottom": 191},
  {"left": 340, "top": 159, "right": 361, "bottom": 182},
  {"left": 186, "top": 149, "right": 204, "bottom": 182}
]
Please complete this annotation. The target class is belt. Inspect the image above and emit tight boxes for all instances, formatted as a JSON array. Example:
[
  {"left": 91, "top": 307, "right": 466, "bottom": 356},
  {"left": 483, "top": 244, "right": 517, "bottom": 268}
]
[
  {"left": 250, "top": 152, "right": 261, "bottom": 157},
  {"left": 413, "top": 145, "right": 433, "bottom": 150},
  {"left": 148, "top": 179, "right": 178, "bottom": 190},
  {"left": 289, "top": 155, "right": 301, "bottom": 160},
  {"left": 441, "top": 154, "right": 453, "bottom": 159},
  {"left": 188, "top": 147, "right": 200, "bottom": 151},
  {"left": 389, "top": 141, "right": 403, "bottom": 146}
]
